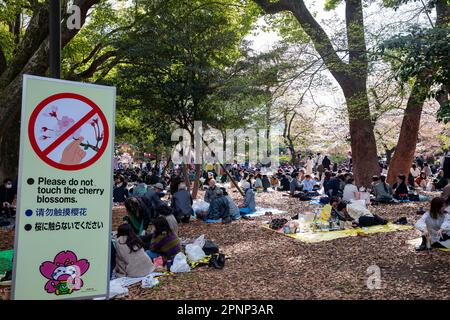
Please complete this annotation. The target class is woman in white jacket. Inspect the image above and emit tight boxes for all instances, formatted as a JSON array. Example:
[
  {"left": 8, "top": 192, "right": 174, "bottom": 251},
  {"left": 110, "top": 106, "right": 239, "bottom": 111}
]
[{"left": 415, "top": 197, "right": 450, "bottom": 251}]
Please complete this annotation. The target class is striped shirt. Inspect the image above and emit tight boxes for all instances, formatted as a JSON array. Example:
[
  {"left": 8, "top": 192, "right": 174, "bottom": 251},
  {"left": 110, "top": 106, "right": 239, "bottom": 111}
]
[{"left": 150, "top": 231, "right": 181, "bottom": 260}]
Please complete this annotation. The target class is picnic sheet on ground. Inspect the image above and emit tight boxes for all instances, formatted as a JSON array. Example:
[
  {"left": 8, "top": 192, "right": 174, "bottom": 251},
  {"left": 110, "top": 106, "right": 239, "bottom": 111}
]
[
  {"left": 262, "top": 223, "right": 413, "bottom": 243},
  {"left": 107, "top": 255, "right": 212, "bottom": 298},
  {"left": 247, "top": 207, "right": 287, "bottom": 217},
  {"left": 204, "top": 207, "right": 287, "bottom": 223},
  {"left": 407, "top": 237, "right": 450, "bottom": 251},
  {"left": 0, "top": 249, "right": 13, "bottom": 274}
]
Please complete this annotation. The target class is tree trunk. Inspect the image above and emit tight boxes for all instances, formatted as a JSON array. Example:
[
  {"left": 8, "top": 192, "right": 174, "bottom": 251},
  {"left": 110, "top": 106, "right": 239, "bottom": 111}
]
[
  {"left": 0, "top": 0, "right": 101, "bottom": 180},
  {"left": 191, "top": 164, "right": 202, "bottom": 199},
  {"left": 342, "top": 78, "right": 380, "bottom": 187},
  {"left": 387, "top": 81, "right": 430, "bottom": 184},
  {"left": 255, "top": 0, "right": 380, "bottom": 186},
  {"left": 0, "top": 112, "right": 21, "bottom": 180}
]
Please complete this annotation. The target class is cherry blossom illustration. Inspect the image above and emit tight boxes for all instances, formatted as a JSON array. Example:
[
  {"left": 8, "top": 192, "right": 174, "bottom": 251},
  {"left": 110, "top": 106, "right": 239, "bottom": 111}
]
[
  {"left": 39, "top": 104, "right": 105, "bottom": 165},
  {"left": 39, "top": 250, "right": 90, "bottom": 296}
]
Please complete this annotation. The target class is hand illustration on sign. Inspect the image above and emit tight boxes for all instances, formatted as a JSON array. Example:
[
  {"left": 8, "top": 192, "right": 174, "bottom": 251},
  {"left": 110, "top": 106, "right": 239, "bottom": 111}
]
[{"left": 60, "top": 137, "right": 87, "bottom": 165}]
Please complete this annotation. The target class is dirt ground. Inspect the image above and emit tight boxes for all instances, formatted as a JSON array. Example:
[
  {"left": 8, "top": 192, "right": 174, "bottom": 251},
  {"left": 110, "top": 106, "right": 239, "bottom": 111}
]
[{"left": 1, "top": 189, "right": 449, "bottom": 300}]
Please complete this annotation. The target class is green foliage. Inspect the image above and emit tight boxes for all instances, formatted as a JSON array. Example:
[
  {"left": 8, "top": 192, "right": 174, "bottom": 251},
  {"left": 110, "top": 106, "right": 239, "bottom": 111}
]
[
  {"left": 262, "top": 12, "right": 309, "bottom": 44},
  {"left": 380, "top": 26, "right": 450, "bottom": 121},
  {"left": 324, "top": 0, "right": 343, "bottom": 11},
  {"left": 113, "top": 0, "right": 268, "bottom": 152}
]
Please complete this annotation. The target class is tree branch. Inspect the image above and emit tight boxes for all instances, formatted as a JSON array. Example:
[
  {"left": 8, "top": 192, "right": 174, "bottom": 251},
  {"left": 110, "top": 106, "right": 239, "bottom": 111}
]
[{"left": 254, "top": 0, "right": 291, "bottom": 14}]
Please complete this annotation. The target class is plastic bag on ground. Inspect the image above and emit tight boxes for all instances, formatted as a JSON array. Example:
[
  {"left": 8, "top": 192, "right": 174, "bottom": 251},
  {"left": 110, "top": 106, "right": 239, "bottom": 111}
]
[
  {"left": 193, "top": 234, "right": 205, "bottom": 248},
  {"left": 185, "top": 243, "right": 206, "bottom": 262},
  {"left": 170, "top": 252, "right": 191, "bottom": 273},
  {"left": 141, "top": 275, "right": 159, "bottom": 288},
  {"left": 192, "top": 200, "right": 210, "bottom": 213},
  {"left": 109, "top": 278, "right": 129, "bottom": 299}
]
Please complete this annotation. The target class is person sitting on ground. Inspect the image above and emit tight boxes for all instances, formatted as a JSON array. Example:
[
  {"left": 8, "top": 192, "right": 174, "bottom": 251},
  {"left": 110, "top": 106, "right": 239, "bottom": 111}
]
[
  {"left": 239, "top": 181, "right": 256, "bottom": 216},
  {"left": 339, "top": 202, "right": 388, "bottom": 227},
  {"left": 423, "top": 163, "right": 432, "bottom": 178},
  {"left": 0, "top": 178, "right": 16, "bottom": 218},
  {"left": 155, "top": 203, "right": 178, "bottom": 236},
  {"left": 169, "top": 175, "right": 182, "bottom": 196},
  {"left": 410, "top": 164, "right": 421, "bottom": 179},
  {"left": 143, "top": 182, "right": 166, "bottom": 209},
  {"left": 201, "top": 188, "right": 231, "bottom": 223},
  {"left": 372, "top": 175, "right": 394, "bottom": 203},
  {"left": 223, "top": 188, "right": 241, "bottom": 220},
  {"left": 342, "top": 178, "right": 358, "bottom": 203},
  {"left": 415, "top": 172, "right": 428, "bottom": 189},
  {"left": 434, "top": 170, "right": 448, "bottom": 191},
  {"left": 147, "top": 216, "right": 182, "bottom": 264},
  {"left": 270, "top": 175, "right": 280, "bottom": 190},
  {"left": 280, "top": 174, "right": 291, "bottom": 191},
  {"left": 415, "top": 197, "right": 450, "bottom": 250},
  {"left": 323, "top": 171, "right": 341, "bottom": 197},
  {"left": 393, "top": 174, "right": 409, "bottom": 200},
  {"left": 130, "top": 178, "right": 147, "bottom": 197},
  {"left": 302, "top": 175, "right": 315, "bottom": 193},
  {"left": 204, "top": 179, "right": 218, "bottom": 203},
  {"left": 171, "top": 182, "right": 193, "bottom": 223},
  {"left": 115, "top": 223, "right": 155, "bottom": 278},
  {"left": 262, "top": 175, "right": 271, "bottom": 192},
  {"left": 113, "top": 175, "right": 129, "bottom": 204},
  {"left": 290, "top": 172, "right": 303, "bottom": 197},
  {"left": 254, "top": 174, "right": 263, "bottom": 191},
  {"left": 124, "top": 197, "right": 151, "bottom": 237}
]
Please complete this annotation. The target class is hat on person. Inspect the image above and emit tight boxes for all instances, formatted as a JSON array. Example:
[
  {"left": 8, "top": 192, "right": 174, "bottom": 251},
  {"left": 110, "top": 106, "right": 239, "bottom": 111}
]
[{"left": 155, "top": 183, "right": 164, "bottom": 190}]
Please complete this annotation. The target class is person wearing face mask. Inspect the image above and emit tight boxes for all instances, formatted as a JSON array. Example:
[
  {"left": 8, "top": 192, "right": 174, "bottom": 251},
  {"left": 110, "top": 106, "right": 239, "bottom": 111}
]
[
  {"left": 113, "top": 175, "right": 129, "bottom": 204},
  {"left": 0, "top": 178, "right": 16, "bottom": 218}
]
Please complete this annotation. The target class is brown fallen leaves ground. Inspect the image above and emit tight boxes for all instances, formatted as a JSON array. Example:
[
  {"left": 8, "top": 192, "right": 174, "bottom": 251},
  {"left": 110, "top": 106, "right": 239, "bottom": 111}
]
[{"left": 1, "top": 189, "right": 449, "bottom": 300}]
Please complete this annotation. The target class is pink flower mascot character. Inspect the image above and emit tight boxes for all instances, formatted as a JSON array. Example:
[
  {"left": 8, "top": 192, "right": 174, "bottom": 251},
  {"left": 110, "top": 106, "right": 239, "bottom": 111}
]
[{"left": 39, "top": 250, "right": 90, "bottom": 296}]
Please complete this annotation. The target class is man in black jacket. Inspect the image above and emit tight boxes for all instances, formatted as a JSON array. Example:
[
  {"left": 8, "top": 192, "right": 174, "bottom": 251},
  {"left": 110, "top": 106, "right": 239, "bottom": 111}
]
[{"left": 171, "top": 183, "right": 193, "bottom": 223}]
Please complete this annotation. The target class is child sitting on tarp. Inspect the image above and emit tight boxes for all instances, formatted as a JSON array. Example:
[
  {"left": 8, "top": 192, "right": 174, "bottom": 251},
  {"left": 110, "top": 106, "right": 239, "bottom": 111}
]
[
  {"left": 415, "top": 197, "right": 450, "bottom": 251},
  {"left": 338, "top": 201, "right": 388, "bottom": 227},
  {"left": 147, "top": 216, "right": 181, "bottom": 266},
  {"left": 115, "top": 224, "right": 155, "bottom": 278}
]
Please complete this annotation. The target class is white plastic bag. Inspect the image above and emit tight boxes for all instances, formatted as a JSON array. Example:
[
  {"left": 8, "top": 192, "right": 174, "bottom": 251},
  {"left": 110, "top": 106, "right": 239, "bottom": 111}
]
[
  {"left": 192, "top": 200, "right": 210, "bottom": 213},
  {"left": 109, "top": 279, "right": 129, "bottom": 299},
  {"left": 185, "top": 243, "right": 206, "bottom": 262},
  {"left": 170, "top": 252, "right": 190, "bottom": 273},
  {"left": 193, "top": 234, "right": 205, "bottom": 248},
  {"left": 141, "top": 275, "right": 159, "bottom": 288}
]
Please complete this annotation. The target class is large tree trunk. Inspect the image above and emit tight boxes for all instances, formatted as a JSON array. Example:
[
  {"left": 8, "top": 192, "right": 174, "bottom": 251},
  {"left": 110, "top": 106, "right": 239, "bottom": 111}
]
[
  {"left": 255, "top": 0, "right": 380, "bottom": 186},
  {"left": 386, "top": 0, "right": 448, "bottom": 184},
  {"left": 191, "top": 164, "right": 202, "bottom": 199},
  {"left": 0, "top": 0, "right": 100, "bottom": 180},
  {"left": 387, "top": 81, "right": 430, "bottom": 184},
  {"left": 342, "top": 80, "right": 380, "bottom": 187}
]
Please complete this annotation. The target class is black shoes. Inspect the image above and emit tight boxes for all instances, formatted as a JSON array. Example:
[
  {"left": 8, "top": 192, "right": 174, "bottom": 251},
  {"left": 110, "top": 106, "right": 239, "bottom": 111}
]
[
  {"left": 223, "top": 217, "right": 232, "bottom": 224},
  {"left": 209, "top": 253, "right": 225, "bottom": 269},
  {"left": 394, "top": 217, "right": 408, "bottom": 225}
]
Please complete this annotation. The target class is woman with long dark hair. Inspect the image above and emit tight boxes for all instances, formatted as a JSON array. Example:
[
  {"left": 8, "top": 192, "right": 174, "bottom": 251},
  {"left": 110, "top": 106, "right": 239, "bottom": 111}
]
[
  {"left": 115, "top": 224, "right": 155, "bottom": 278},
  {"left": 148, "top": 216, "right": 181, "bottom": 264},
  {"left": 393, "top": 174, "right": 409, "bottom": 200},
  {"left": 415, "top": 197, "right": 450, "bottom": 250},
  {"left": 373, "top": 175, "right": 393, "bottom": 203}
]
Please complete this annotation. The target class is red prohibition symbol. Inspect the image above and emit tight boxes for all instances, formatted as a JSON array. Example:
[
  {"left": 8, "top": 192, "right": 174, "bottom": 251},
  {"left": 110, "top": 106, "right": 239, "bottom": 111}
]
[{"left": 28, "top": 93, "right": 109, "bottom": 170}]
